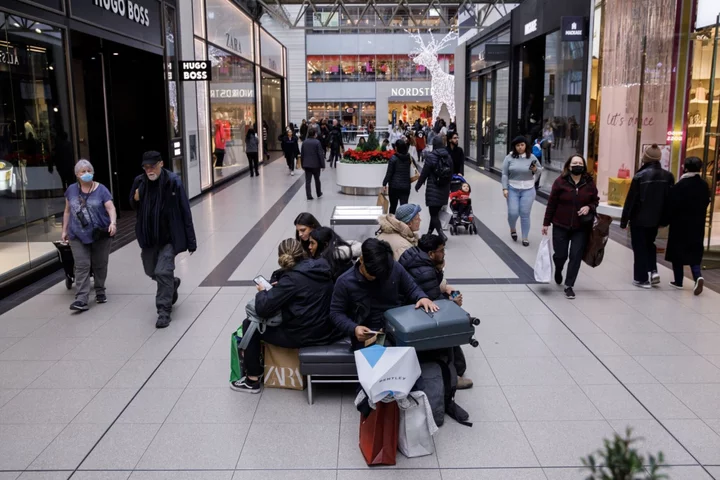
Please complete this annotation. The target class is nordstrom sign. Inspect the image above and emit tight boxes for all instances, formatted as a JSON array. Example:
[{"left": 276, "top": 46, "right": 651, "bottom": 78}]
[{"left": 391, "top": 87, "right": 431, "bottom": 97}]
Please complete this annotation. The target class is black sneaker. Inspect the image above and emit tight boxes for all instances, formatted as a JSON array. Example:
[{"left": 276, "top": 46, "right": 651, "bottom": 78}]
[
  {"left": 172, "top": 278, "right": 181, "bottom": 306},
  {"left": 669, "top": 281, "right": 683, "bottom": 290},
  {"left": 318, "top": 193, "right": 323, "bottom": 198},
  {"left": 230, "top": 376, "right": 261, "bottom": 394},
  {"left": 96, "top": 294, "right": 107, "bottom": 304},
  {"left": 633, "top": 280, "right": 652, "bottom": 289},
  {"left": 554, "top": 270, "right": 563, "bottom": 285},
  {"left": 70, "top": 301, "right": 88, "bottom": 312},
  {"left": 651, "top": 272, "right": 661, "bottom": 285},
  {"left": 564, "top": 287, "right": 576, "bottom": 299},
  {"left": 694, "top": 277, "right": 704, "bottom": 296},
  {"left": 156, "top": 315, "right": 172, "bottom": 329}
]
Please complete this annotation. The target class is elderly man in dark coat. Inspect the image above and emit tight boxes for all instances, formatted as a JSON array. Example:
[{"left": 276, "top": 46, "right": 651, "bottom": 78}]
[{"left": 666, "top": 156, "right": 709, "bottom": 295}]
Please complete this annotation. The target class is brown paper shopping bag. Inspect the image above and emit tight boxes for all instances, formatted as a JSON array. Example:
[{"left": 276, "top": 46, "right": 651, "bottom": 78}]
[
  {"left": 377, "top": 192, "right": 389, "bottom": 214},
  {"left": 263, "top": 343, "right": 304, "bottom": 390},
  {"left": 359, "top": 401, "right": 399, "bottom": 466}
]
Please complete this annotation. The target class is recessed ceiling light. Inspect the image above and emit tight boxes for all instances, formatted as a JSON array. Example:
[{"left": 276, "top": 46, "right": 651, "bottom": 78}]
[
  {"left": 113, "top": 52, "right": 119, "bottom": 56},
  {"left": 48, "top": 65, "right": 54, "bottom": 70},
  {"left": 35, "top": 28, "right": 42, "bottom": 34},
  {"left": 53, "top": 107, "right": 58, "bottom": 112},
  {"left": 13, "top": 23, "right": 19, "bottom": 27},
  {"left": 91, "top": 57, "right": 96, "bottom": 60}
]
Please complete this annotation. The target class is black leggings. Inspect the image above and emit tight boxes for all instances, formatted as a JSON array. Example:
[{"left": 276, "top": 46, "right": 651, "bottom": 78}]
[
  {"left": 389, "top": 188, "right": 411, "bottom": 215},
  {"left": 428, "top": 206, "right": 443, "bottom": 236},
  {"left": 241, "top": 318, "right": 300, "bottom": 377},
  {"left": 247, "top": 152, "right": 259, "bottom": 173},
  {"left": 284, "top": 154, "right": 295, "bottom": 171}
]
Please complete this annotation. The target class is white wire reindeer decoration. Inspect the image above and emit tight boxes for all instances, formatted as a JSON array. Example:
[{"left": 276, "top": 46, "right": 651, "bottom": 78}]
[{"left": 407, "top": 29, "right": 458, "bottom": 122}]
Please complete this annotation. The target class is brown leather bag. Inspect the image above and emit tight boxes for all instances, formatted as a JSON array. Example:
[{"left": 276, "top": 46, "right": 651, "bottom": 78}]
[
  {"left": 359, "top": 401, "right": 399, "bottom": 466},
  {"left": 583, "top": 213, "right": 612, "bottom": 268}
]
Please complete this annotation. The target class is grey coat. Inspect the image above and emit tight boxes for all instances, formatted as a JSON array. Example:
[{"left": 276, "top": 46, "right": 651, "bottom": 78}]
[
  {"left": 301, "top": 137, "right": 326, "bottom": 169},
  {"left": 245, "top": 136, "right": 259, "bottom": 153}
]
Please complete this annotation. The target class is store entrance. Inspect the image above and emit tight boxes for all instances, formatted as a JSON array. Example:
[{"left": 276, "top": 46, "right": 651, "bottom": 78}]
[
  {"left": 70, "top": 32, "right": 168, "bottom": 211},
  {"left": 388, "top": 101, "right": 432, "bottom": 127}
]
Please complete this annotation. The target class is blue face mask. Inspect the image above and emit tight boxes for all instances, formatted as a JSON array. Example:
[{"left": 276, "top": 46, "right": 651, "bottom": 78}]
[{"left": 80, "top": 173, "right": 93, "bottom": 183}]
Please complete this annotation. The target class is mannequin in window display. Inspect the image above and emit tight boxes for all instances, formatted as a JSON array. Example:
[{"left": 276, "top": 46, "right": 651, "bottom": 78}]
[
  {"left": 214, "top": 113, "right": 226, "bottom": 168},
  {"left": 222, "top": 113, "right": 234, "bottom": 166}
]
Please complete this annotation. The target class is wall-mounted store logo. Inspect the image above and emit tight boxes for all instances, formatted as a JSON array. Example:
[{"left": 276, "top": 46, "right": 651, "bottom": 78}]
[
  {"left": 345, "top": 107, "right": 355, "bottom": 114},
  {"left": 0, "top": 49, "right": 19, "bottom": 66},
  {"left": 210, "top": 88, "right": 254, "bottom": 99},
  {"left": 391, "top": 87, "right": 431, "bottom": 97},
  {"left": 524, "top": 19, "right": 538, "bottom": 36},
  {"left": 180, "top": 61, "right": 212, "bottom": 81},
  {"left": 561, "top": 16, "right": 586, "bottom": 41},
  {"left": 93, "top": 0, "right": 150, "bottom": 27},
  {"left": 226, "top": 33, "right": 243, "bottom": 54}
]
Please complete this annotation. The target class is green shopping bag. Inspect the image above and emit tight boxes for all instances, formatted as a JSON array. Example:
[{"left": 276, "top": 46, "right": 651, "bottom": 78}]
[{"left": 230, "top": 325, "right": 243, "bottom": 383}]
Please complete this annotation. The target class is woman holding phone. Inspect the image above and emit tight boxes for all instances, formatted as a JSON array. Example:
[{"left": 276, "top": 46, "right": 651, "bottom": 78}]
[
  {"left": 232, "top": 238, "right": 342, "bottom": 394},
  {"left": 501, "top": 136, "right": 541, "bottom": 246}
]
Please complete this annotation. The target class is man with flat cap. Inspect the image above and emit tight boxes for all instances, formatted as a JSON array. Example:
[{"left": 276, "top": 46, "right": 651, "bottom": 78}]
[{"left": 130, "top": 151, "right": 197, "bottom": 328}]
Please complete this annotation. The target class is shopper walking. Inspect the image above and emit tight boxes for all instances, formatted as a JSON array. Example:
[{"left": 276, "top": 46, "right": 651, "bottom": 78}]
[
  {"left": 542, "top": 155, "right": 599, "bottom": 299},
  {"left": 262, "top": 121, "right": 270, "bottom": 161},
  {"left": 382, "top": 138, "right": 412, "bottom": 214},
  {"left": 620, "top": 144, "right": 675, "bottom": 288},
  {"left": 280, "top": 127, "right": 300, "bottom": 176},
  {"left": 245, "top": 129, "right": 260, "bottom": 177},
  {"left": 301, "top": 129, "right": 325, "bottom": 200},
  {"left": 502, "top": 136, "right": 541, "bottom": 246},
  {"left": 416, "top": 136, "right": 453, "bottom": 240},
  {"left": 61, "top": 159, "right": 117, "bottom": 311},
  {"left": 328, "top": 119, "right": 344, "bottom": 168},
  {"left": 300, "top": 119, "right": 308, "bottom": 141},
  {"left": 666, "top": 156, "right": 709, "bottom": 295},
  {"left": 130, "top": 151, "right": 197, "bottom": 328},
  {"left": 448, "top": 131, "right": 465, "bottom": 176}
]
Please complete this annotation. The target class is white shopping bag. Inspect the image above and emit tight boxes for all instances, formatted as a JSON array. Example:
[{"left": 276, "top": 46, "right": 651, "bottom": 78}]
[
  {"left": 398, "top": 391, "right": 438, "bottom": 458},
  {"left": 534, "top": 237, "right": 552, "bottom": 283},
  {"left": 354, "top": 345, "right": 421, "bottom": 404}
]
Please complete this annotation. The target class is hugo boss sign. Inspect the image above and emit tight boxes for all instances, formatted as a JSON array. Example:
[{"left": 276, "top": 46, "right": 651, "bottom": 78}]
[
  {"left": 180, "top": 61, "right": 212, "bottom": 81},
  {"left": 93, "top": 0, "right": 150, "bottom": 27}
]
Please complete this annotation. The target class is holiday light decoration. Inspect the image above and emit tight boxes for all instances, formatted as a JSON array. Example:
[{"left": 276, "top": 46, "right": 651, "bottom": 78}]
[{"left": 408, "top": 29, "right": 458, "bottom": 121}]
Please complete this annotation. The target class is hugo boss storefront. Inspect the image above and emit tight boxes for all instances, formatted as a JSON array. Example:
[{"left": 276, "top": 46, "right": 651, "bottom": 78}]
[{"left": 0, "top": 0, "right": 181, "bottom": 286}]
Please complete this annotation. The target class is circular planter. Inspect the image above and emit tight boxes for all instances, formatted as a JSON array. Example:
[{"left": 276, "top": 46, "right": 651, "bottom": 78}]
[{"left": 336, "top": 162, "right": 387, "bottom": 195}]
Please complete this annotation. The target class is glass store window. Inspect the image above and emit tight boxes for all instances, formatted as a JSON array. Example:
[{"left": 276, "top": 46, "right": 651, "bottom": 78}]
[
  {"left": 360, "top": 102, "right": 376, "bottom": 127},
  {"left": 358, "top": 55, "right": 375, "bottom": 81},
  {"left": 341, "top": 55, "right": 358, "bottom": 81},
  {"left": 208, "top": 45, "right": 256, "bottom": 182},
  {"left": 261, "top": 73, "right": 283, "bottom": 151},
  {"left": 0, "top": 14, "right": 72, "bottom": 281},
  {"left": 376, "top": 55, "right": 393, "bottom": 81},
  {"left": 467, "top": 77, "right": 478, "bottom": 160},
  {"left": 307, "top": 55, "right": 323, "bottom": 82}
]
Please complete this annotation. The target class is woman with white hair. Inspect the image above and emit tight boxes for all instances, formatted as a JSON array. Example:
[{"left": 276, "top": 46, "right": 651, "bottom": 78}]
[{"left": 61, "top": 159, "right": 117, "bottom": 311}]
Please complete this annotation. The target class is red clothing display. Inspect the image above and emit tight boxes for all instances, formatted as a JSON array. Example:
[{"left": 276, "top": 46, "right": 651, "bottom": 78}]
[{"left": 214, "top": 120, "right": 226, "bottom": 150}]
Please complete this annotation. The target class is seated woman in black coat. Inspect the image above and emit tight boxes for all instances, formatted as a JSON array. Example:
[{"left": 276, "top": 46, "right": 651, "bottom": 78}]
[
  {"left": 232, "top": 238, "right": 342, "bottom": 394},
  {"left": 308, "top": 227, "right": 361, "bottom": 282}
]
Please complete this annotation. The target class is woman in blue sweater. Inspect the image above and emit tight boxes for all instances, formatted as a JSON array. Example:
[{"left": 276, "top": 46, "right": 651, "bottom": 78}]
[{"left": 501, "top": 136, "right": 541, "bottom": 246}]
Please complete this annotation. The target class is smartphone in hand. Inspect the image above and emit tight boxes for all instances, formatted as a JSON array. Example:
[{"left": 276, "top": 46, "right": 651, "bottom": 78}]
[{"left": 253, "top": 275, "right": 273, "bottom": 290}]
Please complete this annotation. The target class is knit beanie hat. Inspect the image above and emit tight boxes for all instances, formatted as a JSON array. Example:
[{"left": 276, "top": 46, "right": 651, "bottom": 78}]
[
  {"left": 511, "top": 136, "right": 528, "bottom": 148},
  {"left": 642, "top": 144, "right": 662, "bottom": 163},
  {"left": 395, "top": 203, "right": 422, "bottom": 224}
]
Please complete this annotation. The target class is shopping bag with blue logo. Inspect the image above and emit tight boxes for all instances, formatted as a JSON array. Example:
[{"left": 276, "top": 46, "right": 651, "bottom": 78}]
[{"left": 354, "top": 344, "right": 421, "bottom": 404}]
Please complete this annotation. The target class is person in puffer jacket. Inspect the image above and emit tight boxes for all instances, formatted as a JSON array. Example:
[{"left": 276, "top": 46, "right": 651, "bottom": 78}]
[
  {"left": 376, "top": 203, "right": 422, "bottom": 260},
  {"left": 399, "top": 234, "right": 473, "bottom": 390},
  {"left": 382, "top": 139, "right": 413, "bottom": 214},
  {"left": 308, "top": 227, "right": 361, "bottom": 282},
  {"left": 416, "top": 136, "right": 452, "bottom": 240}
]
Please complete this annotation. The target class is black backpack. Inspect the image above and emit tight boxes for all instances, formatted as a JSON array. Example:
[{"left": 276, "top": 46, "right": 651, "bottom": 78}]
[{"left": 434, "top": 153, "right": 453, "bottom": 185}]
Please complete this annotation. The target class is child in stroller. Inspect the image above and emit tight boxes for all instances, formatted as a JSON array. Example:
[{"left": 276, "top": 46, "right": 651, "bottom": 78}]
[{"left": 448, "top": 175, "right": 476, "bottom": 235}]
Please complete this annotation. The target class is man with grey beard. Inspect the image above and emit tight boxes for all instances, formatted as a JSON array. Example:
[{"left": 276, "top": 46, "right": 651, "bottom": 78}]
[{"left": 130, "top": 151, "right": 197, "bottom": 328}]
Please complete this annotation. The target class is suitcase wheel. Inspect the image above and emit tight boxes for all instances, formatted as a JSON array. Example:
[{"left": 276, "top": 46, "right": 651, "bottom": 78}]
[
  {"left": 469, "top": 338, "right": 479, "bottom": 348},
  {"left": 471, "top": 317, "right": 481, "bottom": 326},
  {"left": 65, "top": 276, "right": 73, "bottom": 290}
]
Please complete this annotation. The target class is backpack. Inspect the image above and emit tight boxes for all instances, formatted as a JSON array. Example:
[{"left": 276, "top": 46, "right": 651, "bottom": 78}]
[
  {"left": 237, "top": 297, "right": 283, "bottom": 351},
  {"left": 418, "top": 354, "right": 471, "bottom": 427},
  {"left": 434, "top": 153, "right": 453, "bottom": 185},
  {"left": 532, "top": 141, "right": 543, "bottom": 160}
]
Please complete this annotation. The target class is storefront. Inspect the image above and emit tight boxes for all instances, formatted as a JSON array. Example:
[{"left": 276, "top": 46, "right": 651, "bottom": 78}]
[
  {"left": 179, "top": 0, "right": 287, "bottom": 194},
  {"left": 0, "top": 0, "right": 179, "bottom": 286},
  {"left": 510, "top": 0, "right": 592, "bottom": 191},
  {"left": 465, "top": 24, "right": 511, "bottom": 170}
]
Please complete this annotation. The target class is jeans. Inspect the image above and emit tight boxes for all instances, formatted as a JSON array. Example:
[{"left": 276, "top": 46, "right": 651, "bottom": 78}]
[
  {"left": 630, "top": 225, "right": 659, "bottom": 283},
  {"left": 70, "top": 236, "right": 112, "bottom": 304},
  {"left": 388, "top": 188, "right": 410, "bottom": 214},
  {"left": 428, "top": 206, "right": 443, "bottom": 236},
  {"left": 672, "top": 262, "right": 702, "bottom": 286},
  {"left": 141, "top": 244, "right": 176, "bottom": 316},
  {"left": 507, "top": 186, "right": 535, "bottom": 239},
  {"left": 241, "top": 318, "right": 300, "bottom": 377},
  {"left": 304, "top": 167, "right": 322, "bottom": 198},
  {"left": 248, "top": 152, "right": 259, "bottom": 174},
  {"left": 552, "top": 226, "right": 589, "bottom": 288}
]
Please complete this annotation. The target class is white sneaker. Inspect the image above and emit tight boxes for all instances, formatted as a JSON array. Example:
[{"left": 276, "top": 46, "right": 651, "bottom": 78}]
[
  {"left": 290, "top": 170, "right": 295, "bottom": 176},
  {"left": 651, "top": 272, "right": 660, "bottom": 285},
  {"left": 694, "top": 277, "right": 704, "bottom": 296}
]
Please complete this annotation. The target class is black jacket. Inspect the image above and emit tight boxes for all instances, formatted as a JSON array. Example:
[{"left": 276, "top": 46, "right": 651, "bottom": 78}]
[
  {"left": 330, "top": 262, "right": 427, "bottom": 338},
  {"left": 299, "top": 123, "right": 308, "bottom": 140},
  {"left": 129, "top": 169, "right": 197, "bottom": 254},
  {"left": 255, "top": 258, "right": 342, "bottom": 346},
  {"left": 301, "top": 137, "right": 326, "bottom": 169},
  {"left": 665, "top": 174, "right": 710, "bottom": 265},
  {"left": 280, "top": 134, "right": 300, "bottom": 159},
  {"left": 416, "top": 147, "right": 452, "bottom": 207},
  {"left": 329, "top": 126, "right": 344, "bottom": 150},
  {"left": 383, "top": 153, "right": 412, "bottom": 191},
  {"left": 621, "top": 162, "right": 675, "bottom": 228},
  {"left": 398, "top": 247, "right": 444, "bottom": 301},
  {"left": 448, "top": 144, "right": 465, "bottom": 176}
]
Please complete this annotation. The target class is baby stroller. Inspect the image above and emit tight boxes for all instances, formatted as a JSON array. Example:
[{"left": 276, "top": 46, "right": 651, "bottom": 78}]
[
  {"left": 448, "top": 175, "right": 477, "bottom": 235},
  {"left": 53, "top": 240, "right": 92, "bottom": 290}
]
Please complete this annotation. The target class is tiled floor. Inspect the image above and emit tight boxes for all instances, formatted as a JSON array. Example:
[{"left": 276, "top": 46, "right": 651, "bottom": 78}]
[{"left": 1, "top": 156, "right": 720, "bottom": 479}]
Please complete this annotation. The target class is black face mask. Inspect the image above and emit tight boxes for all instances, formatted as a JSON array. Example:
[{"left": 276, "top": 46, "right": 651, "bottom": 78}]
[{"left": 570, "top": 166, "right": 585, "bottom": 175}]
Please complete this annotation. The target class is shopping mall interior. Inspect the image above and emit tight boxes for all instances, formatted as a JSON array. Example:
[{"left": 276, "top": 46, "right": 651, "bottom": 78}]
[{"left": 1, "top": 0, "right": 720, "bottom": 479}]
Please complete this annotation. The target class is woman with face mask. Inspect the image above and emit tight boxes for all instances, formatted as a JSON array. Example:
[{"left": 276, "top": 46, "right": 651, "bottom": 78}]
[
  {"left": 541, "top": 155, "right": 599, "bottom": 299},
  {"left": 61, "top": 159, "right": 117, "bottom": 311}
]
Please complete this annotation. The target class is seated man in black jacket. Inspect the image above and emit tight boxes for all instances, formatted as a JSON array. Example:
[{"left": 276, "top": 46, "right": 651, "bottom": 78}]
[
  {"left": 330, "top": 238, "right": 437, "bottom": 350},
  {"left": 399, "top": 234, "right": 473, "bottom": 389},
  {"left": 233, "top": 238, "right": 342, "bottom": 394}
]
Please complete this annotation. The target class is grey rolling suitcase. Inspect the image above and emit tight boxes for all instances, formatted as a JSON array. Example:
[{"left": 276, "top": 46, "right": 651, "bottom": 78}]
[{"left": 384, "top": 299, "right": 479, "bottom": 351}]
